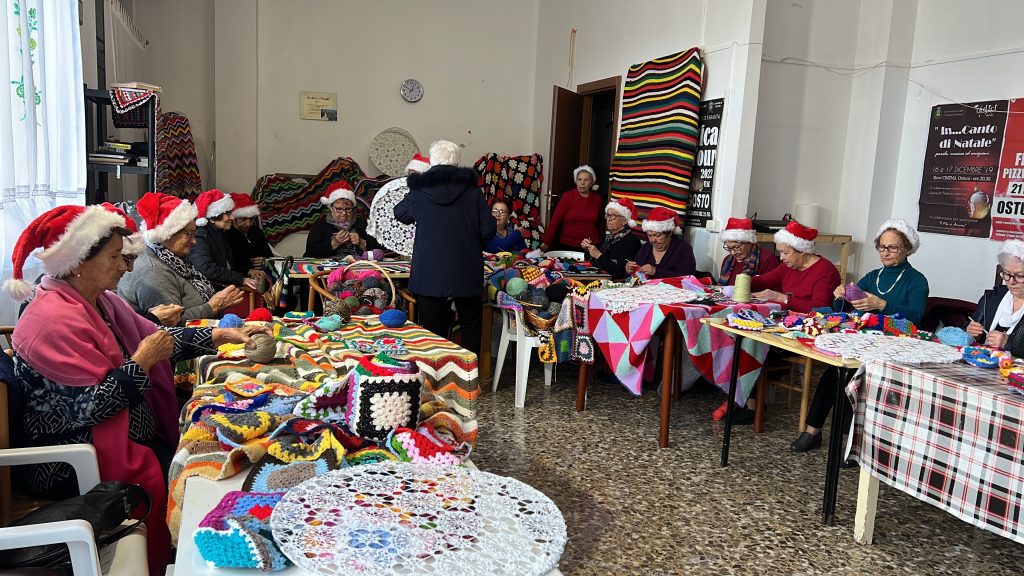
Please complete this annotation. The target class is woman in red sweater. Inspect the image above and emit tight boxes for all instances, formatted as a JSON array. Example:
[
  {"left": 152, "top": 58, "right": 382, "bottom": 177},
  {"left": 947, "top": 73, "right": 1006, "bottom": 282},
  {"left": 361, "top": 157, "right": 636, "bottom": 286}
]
[
  {"left": 750, "top": 220, "right": 841, "bottom": 313},
  {"left": 540, "top": 165, "right": 603, "bottom": 251}
]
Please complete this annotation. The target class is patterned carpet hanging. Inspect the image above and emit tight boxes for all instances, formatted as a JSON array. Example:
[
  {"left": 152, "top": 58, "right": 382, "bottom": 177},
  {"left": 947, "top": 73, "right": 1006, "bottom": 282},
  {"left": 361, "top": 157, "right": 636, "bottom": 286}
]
[
  {"left": 473, "top": 153, "right": 545, "bottom": 248},
  {"left": 155, "top": 112, "right": 203, "bottom": 199},
  {"left": 609, "top": 48, "right": 703, "bottom": 221}
]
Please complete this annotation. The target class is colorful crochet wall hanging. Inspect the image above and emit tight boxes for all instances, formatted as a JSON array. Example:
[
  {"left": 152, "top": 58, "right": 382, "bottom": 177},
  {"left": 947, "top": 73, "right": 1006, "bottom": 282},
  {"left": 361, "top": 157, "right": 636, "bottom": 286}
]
[
  {"left": 155, "top": 111, "right": 202, "bottom": 198},
  {"left": 474, "top": 153, "right": 546, "bottom": 247},
  {"left": 609, "top": 48, "right": 703, "bottom": 219}
]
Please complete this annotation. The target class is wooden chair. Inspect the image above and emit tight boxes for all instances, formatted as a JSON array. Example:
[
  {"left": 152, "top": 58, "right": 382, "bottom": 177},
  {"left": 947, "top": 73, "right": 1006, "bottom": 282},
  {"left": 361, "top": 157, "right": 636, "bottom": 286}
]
[{"left": 762, "top": 354, "right": 816, "bottom": 431}]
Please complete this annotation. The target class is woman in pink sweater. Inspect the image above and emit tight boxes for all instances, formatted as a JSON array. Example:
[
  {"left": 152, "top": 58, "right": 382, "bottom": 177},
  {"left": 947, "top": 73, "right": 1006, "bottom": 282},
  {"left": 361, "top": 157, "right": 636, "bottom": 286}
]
[{"left": 749, "top": 220, "right": 841, "bottom": 313}]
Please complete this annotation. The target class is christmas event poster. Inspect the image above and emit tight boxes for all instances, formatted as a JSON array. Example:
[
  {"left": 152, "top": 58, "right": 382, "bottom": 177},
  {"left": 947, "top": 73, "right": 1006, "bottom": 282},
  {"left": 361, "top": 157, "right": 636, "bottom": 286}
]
[{"left": 990, "top": 99, "right": 1024, "bottom": 241}]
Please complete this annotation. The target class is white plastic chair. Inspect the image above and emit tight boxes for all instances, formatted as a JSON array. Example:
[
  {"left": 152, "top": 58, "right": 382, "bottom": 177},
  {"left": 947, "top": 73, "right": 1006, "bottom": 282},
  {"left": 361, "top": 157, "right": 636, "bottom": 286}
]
[
  {"left": 492, "top": 307, "right": 553, "bottom": 408},
  {"left": 0, "top": 444, "right": 149, "bottom": 576}
]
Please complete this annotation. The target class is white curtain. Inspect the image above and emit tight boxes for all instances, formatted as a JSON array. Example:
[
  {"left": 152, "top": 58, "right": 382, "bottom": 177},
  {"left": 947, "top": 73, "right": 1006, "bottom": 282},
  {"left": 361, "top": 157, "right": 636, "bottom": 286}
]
[{"left": 0, "top": 0, "right": 85, "bottom": 325}]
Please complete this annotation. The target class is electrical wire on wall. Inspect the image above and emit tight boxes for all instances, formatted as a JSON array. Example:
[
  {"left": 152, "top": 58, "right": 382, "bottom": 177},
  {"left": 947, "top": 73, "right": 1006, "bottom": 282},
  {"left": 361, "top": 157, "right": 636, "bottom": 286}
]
[{"left": 567, "top": 27, "right": 576, "bottom": 89}]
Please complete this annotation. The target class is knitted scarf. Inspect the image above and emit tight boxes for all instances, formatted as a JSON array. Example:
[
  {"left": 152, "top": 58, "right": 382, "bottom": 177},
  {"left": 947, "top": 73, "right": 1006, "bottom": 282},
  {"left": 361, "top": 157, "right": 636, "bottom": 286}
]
[
  {"left": 599, "top": 227, "right": 631, "bottom": 253},
  {"left": 719, "top": 248, "right": 762, "bottom": 285},
  {"left": 147, "top": 241, "right": 216, "bottom": 299}
]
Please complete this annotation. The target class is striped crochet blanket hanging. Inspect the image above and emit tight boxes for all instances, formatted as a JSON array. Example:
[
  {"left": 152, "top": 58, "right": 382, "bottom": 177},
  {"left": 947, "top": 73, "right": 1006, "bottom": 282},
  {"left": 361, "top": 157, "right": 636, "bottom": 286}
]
[
  {"left": 155, "top": 112, "right": 203, "bottom": 199},
  {"left": 609, "top": 48, "right": 703, "bottom": 221}
]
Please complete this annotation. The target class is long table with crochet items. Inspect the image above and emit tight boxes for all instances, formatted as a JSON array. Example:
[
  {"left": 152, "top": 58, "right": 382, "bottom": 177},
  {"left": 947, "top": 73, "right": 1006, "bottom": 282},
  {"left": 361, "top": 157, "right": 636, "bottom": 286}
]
[
  {"left": 850, "top": 360, "right": 1024, "bottom": 546},
  {"left": 168, "top": 314, "right": 551, "bottom": 573}
]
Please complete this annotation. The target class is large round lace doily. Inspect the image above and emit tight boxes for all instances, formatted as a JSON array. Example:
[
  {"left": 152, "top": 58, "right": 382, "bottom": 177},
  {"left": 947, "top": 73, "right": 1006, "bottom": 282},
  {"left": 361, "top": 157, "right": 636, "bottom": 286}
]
[
  {"left": 369, "top": 128, "right": 420, "bottom": 178},
  {"left": 814, "top": 332, "right": 962, "bottom": 364},
  {"left": 366, "top": 177, "right": 416, "bottom": 257},
  {"left": 271, "top": 462, "right": 566, "bottom": 576}
]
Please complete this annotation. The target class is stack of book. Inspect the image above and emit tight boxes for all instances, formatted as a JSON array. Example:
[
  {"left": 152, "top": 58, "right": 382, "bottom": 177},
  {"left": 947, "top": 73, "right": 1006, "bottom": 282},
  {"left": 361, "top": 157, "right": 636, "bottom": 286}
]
[{"left": 88, "top": 141, "right": 131, "bottom": 165}]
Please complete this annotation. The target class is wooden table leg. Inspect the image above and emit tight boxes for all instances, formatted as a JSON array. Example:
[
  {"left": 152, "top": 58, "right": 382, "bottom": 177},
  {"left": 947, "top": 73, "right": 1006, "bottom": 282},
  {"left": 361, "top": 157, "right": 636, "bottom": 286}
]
[
  {"left": 479, "top": 303, "right": 493, "bottom": 384},
  {"left": 721, "top": 335, "right": 744, "bottom": 466},
  {"left": 576, "top": 360, "right": 589, "bottom": 411},
  {"left": 855, "top": 467, "right": 880, "bottom": 544},
  {"left": 754, "top": 369, "right": 766, "bottom": 433},
  {"left": 658, "top": 320, "right": 676, "bottom": 448},
  {"left": 672, "top": 329, "right": 683, "bottom": 402}
]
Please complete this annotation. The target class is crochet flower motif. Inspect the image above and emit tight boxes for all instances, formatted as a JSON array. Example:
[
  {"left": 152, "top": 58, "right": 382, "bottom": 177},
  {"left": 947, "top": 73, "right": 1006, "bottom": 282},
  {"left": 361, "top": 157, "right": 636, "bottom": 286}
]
[
  {"left": 368, "top": 391, "right": 412, "bottom": 431},
  {"left": 347, "top": 528, "right": 397, "bottom": 553}
]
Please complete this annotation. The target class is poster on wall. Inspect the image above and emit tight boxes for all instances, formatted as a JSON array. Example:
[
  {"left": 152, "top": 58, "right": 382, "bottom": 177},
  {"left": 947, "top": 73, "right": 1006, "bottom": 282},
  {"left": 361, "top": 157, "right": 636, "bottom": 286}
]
[
  {"left": 918, "top": 100, "right": 1007, "bottom": 238},
  {"left": 686, "top": 98, "right": 723, "bottom": 228},
  {"left": 300, "top": 91, "right": 338, "bottom": 121},
  {"left": 991, "top": 99, "right": 1024, "bottom": 241}
]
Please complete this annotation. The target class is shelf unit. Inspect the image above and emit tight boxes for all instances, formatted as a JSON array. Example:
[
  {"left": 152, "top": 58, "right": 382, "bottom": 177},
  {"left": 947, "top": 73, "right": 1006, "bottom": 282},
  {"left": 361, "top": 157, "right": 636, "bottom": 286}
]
[{"left": 84, "top": 87, "right": 156, "bottom": 205}]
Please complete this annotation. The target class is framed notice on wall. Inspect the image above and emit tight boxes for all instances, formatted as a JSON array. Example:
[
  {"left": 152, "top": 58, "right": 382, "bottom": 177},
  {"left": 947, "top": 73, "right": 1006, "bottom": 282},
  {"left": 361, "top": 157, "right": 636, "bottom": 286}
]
[
  {"left": 300, "top": 91, "right": 338, "bottom": 122},
  {"left": 686, "top": 98, "right": 723, "bottom": 228},
  {"left": 917, "top": 98, "right": 1024, "bottom": 240}
]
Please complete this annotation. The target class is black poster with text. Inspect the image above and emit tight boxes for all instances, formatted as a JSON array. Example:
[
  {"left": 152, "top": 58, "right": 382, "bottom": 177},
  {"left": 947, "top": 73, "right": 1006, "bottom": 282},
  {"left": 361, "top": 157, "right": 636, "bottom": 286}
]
[{"left": 687, "top": 98, "right": 723, "bottom": 227}]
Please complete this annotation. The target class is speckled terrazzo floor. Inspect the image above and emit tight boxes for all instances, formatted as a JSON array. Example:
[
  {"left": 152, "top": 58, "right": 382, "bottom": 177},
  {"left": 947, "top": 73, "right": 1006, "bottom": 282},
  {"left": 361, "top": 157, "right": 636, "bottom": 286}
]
[{"left": 470, "top": 361, "right": 1022, "bottom": 576}]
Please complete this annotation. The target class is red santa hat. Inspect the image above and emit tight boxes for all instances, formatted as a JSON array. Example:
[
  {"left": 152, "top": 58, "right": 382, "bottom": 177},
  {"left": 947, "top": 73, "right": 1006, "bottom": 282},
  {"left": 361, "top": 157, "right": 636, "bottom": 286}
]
[
  {"left": 137, "top": 192, "right": 199, "bottom": 244},
  {"left": 406, "top": 153, "right": 431, "bottom": 174},
  {"left": 573, "top": 165, "right": 599, "bottom": 190},
  {"left": 100, "top": 202, "right": 144, "bottom": 256},
  {"left": 874, "top": 218, "right": 920, "bottom": 255},
  {"left": 642, "top": 206, "right": 681, "bottom": 234},
  {"left": 230, "top": 192, "right": 260, "bottom": 219},
  {"left": 320, "top": 181, "right": 356, "bottom": 206},
  {"left": 720, "top": 217, "right": 757, "bottom": 244},
  {"left": 605, "top": 197, "right": 637, "bottom": 227},
  {"left": 774, "top": 220, "right": 818, "bottom": 253},
  {"left": 4, "top": 204, "right": 127, "bottom": 301},
  {"left": 194, "top": 189, "right": 235, "bottom": 226}
]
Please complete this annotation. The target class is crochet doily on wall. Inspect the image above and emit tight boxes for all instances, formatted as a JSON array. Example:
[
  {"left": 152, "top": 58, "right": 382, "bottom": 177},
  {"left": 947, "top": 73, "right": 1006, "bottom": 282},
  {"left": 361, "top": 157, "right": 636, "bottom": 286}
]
[
  {"left": 814, "top": 333, "right": 962, "bottom": 364},
  {"left": 369, "top": 127, "right": 420, "bottom": 178},
  {"left": 271, "top": 461, "right": 567, "bottom": 576},
  {"left": 366, "top": 177, "right": 416, "bottom": 257},
  {"left": 593, "top": 282, "right": 702, "bottom": 314}
]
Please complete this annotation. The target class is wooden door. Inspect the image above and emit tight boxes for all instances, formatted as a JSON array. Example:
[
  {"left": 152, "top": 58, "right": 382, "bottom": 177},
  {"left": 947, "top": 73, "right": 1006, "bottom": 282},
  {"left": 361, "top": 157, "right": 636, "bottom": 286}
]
[{"left": 546, "top": 86, "right": 583, "bottom": 222}]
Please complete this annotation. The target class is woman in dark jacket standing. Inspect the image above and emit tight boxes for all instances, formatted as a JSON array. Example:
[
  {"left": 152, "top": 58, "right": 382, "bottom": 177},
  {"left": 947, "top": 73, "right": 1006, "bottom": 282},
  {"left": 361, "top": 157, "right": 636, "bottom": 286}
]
[
  {"left": 395, "top": 140, "right": 495, "bottom": 354},
  {"left": 581, "top": 197, "right": 642, "bottom": 280}
]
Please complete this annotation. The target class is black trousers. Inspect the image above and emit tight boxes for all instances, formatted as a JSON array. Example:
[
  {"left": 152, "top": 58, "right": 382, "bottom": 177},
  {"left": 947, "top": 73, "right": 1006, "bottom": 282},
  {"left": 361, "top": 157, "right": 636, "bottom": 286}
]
[
  {"left": 416, "top": 294, "right": 482, "bottom": 356},
  {"left": 806, "top": 366, "right": 853, "bottom": 431}
]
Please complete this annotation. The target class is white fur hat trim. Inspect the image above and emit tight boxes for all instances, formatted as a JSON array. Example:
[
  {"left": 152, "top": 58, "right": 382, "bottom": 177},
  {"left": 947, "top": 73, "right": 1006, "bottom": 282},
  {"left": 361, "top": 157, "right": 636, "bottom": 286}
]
[
  {"left": 196, "top": 194, "right": 235, "bottom": 226},
  {"left": 605, "top": 202, "right": 636, "bottom": 227},
  {"left": 774, "top": 228, "right": 815, "bottom": 253},
  {"left": 141, "top": 201, "right": 199, "bottom": 244},
  {"left": 37, "top": 205, "right": 126, "bottom": 278},
  {"left": 320, "top": 188, "right": 356, "bottom": 206},
  {"left": 720, "top": 228, "right": 757, "bottom": 244},
  {"left": 232, "top": 204, "right": 260, "bottom": 218},
  {"left": 874, "top": 219, "right": 920, "bottom": 255},
  {"left": 642, "top": 219, "right": 680, "bottom": 235}
]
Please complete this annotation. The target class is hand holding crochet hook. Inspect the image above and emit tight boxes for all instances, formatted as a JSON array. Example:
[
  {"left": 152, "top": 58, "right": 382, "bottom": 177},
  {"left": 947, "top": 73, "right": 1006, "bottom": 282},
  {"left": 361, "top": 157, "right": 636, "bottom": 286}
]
[{"left": 833, "top": 283, "right": 887, "bottom": 312}]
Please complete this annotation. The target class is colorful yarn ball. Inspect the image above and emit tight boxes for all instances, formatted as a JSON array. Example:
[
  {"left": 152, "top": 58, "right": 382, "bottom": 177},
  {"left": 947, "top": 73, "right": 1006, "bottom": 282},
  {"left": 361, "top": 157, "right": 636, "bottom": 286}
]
[
  {"left": 844, "top": 283, "right": 869, "bottom": 301},
  {"left": 362, "top": 276, "right": 383, "bottom": 290},
  {"left": 219, "top": 313, "right": 244, "bottom": 328},
  {"left": 379, "top": 308, "right": 408, "bottom": 328},
  {"left": 245, "top": 334, "right": 278, "bottom": 364},
  {"left": 246, "top": 307, "right": 273, "bottom": 322},
  {"left": 355, "top": 306, "right": 373, "bottom": 315},
  {"left": 324, "top": 299, "right": 352, "bottom": 322},
  {"left": 344, "top": 296, "right": 362, "bottom": 309},
  {"left": 316, "top": 314, "right": 342, "bottom": 331},
  {"left": 506, "top": 277, "right": 529, "bottom": 297},
  {"left": 936, "top": 326, "right": 973, "bottom": 347}
]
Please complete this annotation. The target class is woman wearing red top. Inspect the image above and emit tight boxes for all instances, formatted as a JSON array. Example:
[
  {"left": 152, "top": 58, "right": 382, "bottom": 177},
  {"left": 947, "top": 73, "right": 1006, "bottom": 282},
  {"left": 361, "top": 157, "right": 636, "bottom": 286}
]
[
  {"left": 540, "top": 165, "right": 603, "bottom": 251},
  {"left": 750, "top": 220, "right": 841, "bottom": 313}
]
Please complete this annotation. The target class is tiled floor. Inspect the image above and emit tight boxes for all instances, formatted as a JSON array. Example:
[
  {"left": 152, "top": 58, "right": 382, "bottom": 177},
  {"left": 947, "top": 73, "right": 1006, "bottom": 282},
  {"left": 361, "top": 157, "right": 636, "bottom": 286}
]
[{"left": 472, "top": 363, "right": 1022, "bottom": 575}]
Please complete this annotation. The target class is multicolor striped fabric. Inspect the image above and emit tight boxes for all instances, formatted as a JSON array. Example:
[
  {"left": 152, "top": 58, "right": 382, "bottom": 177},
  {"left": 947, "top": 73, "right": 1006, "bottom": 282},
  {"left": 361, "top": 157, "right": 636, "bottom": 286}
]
[
  {"left": 609, "top": 48, "right": 703, "bottom": 220},
  {"left": 155, "top": 112, "right": 203, "bottom": 198}
]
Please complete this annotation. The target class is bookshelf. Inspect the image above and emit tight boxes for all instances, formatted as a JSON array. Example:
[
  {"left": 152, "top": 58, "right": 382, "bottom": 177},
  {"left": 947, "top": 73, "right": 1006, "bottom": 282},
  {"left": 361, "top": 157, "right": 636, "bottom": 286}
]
[{"left": 84, "top": 88, "right": 156, "bottom": 204}]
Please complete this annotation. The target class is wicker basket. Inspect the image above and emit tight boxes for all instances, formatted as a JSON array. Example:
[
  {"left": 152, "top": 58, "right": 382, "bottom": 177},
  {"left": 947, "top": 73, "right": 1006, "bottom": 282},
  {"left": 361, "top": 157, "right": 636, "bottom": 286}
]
[
  {"left": 523, "top": 307, "right": 557, "bottom": 331},
  {"left": 331, "top": 259, "right": 397, "bottom": 308}
]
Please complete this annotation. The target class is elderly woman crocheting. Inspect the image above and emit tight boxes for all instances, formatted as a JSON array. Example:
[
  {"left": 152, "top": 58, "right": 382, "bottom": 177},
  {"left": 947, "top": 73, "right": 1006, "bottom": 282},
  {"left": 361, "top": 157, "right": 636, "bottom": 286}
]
[
  {"left": 305, "top": 181, "right": 380, "bottom": 259},
  {"left": 718, "top": 217, "right": 780, "bottom": 285},
  {"left": 581, "top": 197, "right": 642, "bottom": 280},
  {"left": 966, "top": 239, "right": 1024, "bottom": 355},
  {"left": 791, "top": 219, "right": 930, "bottom": 454},
  {"left": 4, "top": 204, "right": 264, "bottom": 574},
  {"left": 749, "top": 220, "right": 841, "bottom": 313},
  {"left": 624, "top": 207, "right": 697, "bottom": 279}
]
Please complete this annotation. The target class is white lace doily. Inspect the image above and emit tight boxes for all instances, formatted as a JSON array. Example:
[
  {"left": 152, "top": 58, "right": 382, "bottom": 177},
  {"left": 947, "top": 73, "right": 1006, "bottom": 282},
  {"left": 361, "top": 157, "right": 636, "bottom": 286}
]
[
  {"left": 814, "top": 332, "right": 962, "bottom": 364},
  {"left": 593, "top": 282, "right": 702, "bottom": 314},
  {"left": 367, "top": 177, "right": 416, "bottom": 257},
  {"left": 369, "top": 128, "right": 420, "bottom": 177},
  {"left": 271, "top": 462, "right": 567, "bottom": 576}
]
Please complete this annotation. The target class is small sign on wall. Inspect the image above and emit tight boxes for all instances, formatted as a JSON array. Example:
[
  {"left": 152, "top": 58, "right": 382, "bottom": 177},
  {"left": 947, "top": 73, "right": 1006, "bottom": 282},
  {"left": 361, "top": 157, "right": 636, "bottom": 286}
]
[{"left": 300, "top": 91, "right": 338, "bottom": 121}]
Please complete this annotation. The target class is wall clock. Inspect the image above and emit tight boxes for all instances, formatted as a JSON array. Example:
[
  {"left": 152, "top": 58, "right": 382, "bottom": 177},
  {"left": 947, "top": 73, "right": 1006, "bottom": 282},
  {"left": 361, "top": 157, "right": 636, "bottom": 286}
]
[{"left": 400, "top": 79, "right": 424, "bottom": 103}]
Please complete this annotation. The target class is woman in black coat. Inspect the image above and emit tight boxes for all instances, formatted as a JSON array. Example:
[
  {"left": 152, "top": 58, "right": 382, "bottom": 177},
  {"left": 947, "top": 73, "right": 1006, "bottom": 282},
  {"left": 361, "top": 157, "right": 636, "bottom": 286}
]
[
  {"left": 965, "top": 240, "right": 1024, "bottom": 356},
  {"left": 304, "top": 181, "right": 379, "bottom": 259},
  {"left": 189, "top": 189, "right": 257, "bottom": 289},
  {"left": 225, "top": 192, "right": 274, "bottom": 275},
  {"left": 581, "top": 197, "right": 642, "bottom": 281},
  {"left": 394, "top": 140, "right": 495, "bottom": 354}
]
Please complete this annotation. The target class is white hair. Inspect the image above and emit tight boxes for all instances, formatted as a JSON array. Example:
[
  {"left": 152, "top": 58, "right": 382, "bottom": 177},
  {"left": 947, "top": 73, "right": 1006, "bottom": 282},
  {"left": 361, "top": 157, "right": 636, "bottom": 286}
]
[
  {"left": 429, "top": 140, "right": 461, "bottom": 166},
  {"left": 999, "top": 240, "right": 1024, "bottom": 267}
]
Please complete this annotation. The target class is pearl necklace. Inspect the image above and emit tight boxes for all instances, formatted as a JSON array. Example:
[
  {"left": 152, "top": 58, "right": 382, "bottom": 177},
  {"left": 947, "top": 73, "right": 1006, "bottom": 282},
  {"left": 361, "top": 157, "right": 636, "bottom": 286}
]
[{"left": 875, "top": 266, "right": 906, "bottom": 296}]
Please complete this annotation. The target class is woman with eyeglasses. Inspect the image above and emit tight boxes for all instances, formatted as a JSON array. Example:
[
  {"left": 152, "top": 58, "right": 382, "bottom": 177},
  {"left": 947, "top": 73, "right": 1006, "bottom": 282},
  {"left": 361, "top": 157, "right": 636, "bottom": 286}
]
[
  {"left": 966, "top": 239, "right": 1024, "bottom": 353},
  {"left": 119, "top": 193, "right": 246, "bottom": 325},
  {"left": 305, "top": 181, "right": 379, "bottom": 259},
  {"left": 581, "top": 197, "right": 642, "bottom": 280},
  {"left": 624, "top": 207, "right": 697, "bottom": 279},
  {"left": 484, "top": 200, "right": 527, "bottom": 253},
  {"left": 718, "top": 217, "right": 780, "bottom": 285},
  {"left": 748, "top": 220, "right": 841, "bottom": 314},
  {"left": 791, "top": 219, "right": 929, "bottom": 453}
]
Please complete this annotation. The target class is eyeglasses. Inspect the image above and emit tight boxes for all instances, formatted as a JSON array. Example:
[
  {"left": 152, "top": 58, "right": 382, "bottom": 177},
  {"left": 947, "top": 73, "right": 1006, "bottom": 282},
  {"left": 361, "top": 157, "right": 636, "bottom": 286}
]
[
  {"left": 875, "top": 244, "right": 903, "bottom": 254},
  {"left": 1001, "top": 270, "right": 1024, "bottom": 283},
  {"left": 722, "top": 243, "right": 746, "bottom": 253},
  {"left": 605, "top": 213, "right": 624, "bottom": 219},
  {"left": 122, "top": 254, "right": 137, "bottom": 266},
  {"left": 176, "top": 228, "right": 197, "bottom": 240},
  {"left": 331, "top": 206, "right": 354, "bottom": 213},
  {"left": 491, "top": 209, "right": 509, "bottom": 215}
]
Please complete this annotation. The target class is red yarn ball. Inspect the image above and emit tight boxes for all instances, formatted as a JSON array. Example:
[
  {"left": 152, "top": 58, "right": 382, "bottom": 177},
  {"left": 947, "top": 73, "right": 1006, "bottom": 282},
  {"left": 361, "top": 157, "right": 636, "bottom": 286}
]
[{"left": 247, "top": 307, "right": 273, "bottom": 322}]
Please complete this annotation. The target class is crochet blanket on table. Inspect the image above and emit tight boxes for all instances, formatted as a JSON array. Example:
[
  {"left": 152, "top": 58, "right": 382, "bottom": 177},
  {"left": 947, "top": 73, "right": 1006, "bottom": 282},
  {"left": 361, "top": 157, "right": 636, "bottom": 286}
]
[
  {"left": 609, "top": 48, "right": 703, "bottom": 219},
  {"left": 155, "top": 112, "right": 202, "bottom": 199},
  {"left": 256, "top": 157, "right": 393, "bottom": 244},
  {"left": 166, "top": 319, "right": 479, "bottom": 543},
  {"left": 473, "top": 153, "right": 546, "bottom": 248}
]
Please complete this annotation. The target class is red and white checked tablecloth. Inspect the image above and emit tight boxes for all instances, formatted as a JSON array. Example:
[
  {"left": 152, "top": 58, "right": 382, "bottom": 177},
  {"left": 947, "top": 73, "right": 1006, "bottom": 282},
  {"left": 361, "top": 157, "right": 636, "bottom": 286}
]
[{"left": 847, "top": 360, "right": 1024, "bottom": 544}]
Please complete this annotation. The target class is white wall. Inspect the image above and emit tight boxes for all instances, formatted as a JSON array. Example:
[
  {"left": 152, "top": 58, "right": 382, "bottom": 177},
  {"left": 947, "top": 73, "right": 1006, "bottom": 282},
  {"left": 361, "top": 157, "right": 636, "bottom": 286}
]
[
  {"left": 253, "top": 0, "right": 539, "bottom": 179},
  {"left": 214, "top": 0, "right": 258, "bottom": 193},
  {"left": 889, "top": 0, "right": 1024, "bottom": 300}
]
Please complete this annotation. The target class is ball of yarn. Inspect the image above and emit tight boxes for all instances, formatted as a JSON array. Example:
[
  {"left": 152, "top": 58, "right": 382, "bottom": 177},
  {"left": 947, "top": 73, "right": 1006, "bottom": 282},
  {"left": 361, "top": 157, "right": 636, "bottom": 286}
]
[
  {"left": 936, "top": 326, "right": 973, "bottom": 347},
  {"left": 324, "top": 299, "right": 352, "bottom": 322},
  {"left": 506, "top": 277, "right": 528, "bottom": 297},
  {"left": 247, "top": 307, "right": 273, "bottom": 322},
  {"left": 547, "top": 301, "right": 562, "bottom": 316},
  {"left": 245, "top": 333, "right": 277, "bottom": 364},
  {"left": 344, "top": 296, "right": 362, "bottom": 309},
  {"left": 379, "top": 308, "right": 408, "bottom": 328},
  {"left": 219, "top": 313, "right": 244, "bottom": 328},
  {"left": 537, "top": 310, "right": 553, "bottom": 319},
  {"left": 362, "top": 276, "right": 383, "bottom": 290},
  {"left": 316, "top": 314, "right": 342, "bottom": 332},
  {"left": 355, "top": 305, "right": 373, "bottom": 315}
]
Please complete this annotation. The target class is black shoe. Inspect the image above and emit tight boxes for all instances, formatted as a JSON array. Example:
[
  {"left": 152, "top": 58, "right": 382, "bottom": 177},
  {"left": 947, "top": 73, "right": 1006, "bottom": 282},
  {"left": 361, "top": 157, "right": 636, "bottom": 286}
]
[
  {"left": 731, "top": 406, "right": 755, "bottom": 425},
  {"left": 790, "top": 431, "right": 822, "bottom": 452},
  {"left": 841, "top": 457, "right": 858, "bottom": 469}
]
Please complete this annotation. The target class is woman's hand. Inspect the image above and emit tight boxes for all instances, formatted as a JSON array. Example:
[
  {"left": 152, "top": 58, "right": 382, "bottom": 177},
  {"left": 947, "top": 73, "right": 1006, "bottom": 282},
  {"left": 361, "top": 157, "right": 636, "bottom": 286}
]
[
  {"left": 624, "top": 260, "right": 639, "bottom": 275},
  {"left": 753, "top": 289, "right": 787, "bottom": 304},
  {"left": 212, "top": 324, "right": 271, "bottom": 347},
  {"left": 966, "top": 319, "right": 986, "bottom": 339},
  {"left": 132, "top": 330, "right": 174, "bottom": 371},
  {"left": 639, "top": 264, "right": 656, "bottom": 276},
  {"left": 986, "top": 330, "right": 1008, "bottom": 349},
  {"left": 210, "top": 285, "right": 244, "bottom": 314},
  {"left": 148, "top": 304, "right": 184, "bottom": 327},
  {"left": 331, "top": 230, "right": 350, "bottom": 249},
  {"left": 833, "top": 285, "right": 845, "bottom": 299},
  {"left": 539, "top": 243, "right": 549, "bottom": 252},
  {"left": 242, "top": 277, "right": 260, "bottom": 291},
  {"left": 850, "top": 294, "right": 886, "bottom": 312},
  {"left": 348, "top": 230, "right": 362, "bottom": 248}
]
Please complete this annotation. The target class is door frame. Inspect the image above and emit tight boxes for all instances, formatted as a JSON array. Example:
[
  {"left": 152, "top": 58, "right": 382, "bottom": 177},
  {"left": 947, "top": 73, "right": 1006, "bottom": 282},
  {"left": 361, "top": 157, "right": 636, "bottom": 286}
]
[{"left": 577, "top": 75, "right": 621, "bottom": 166}]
